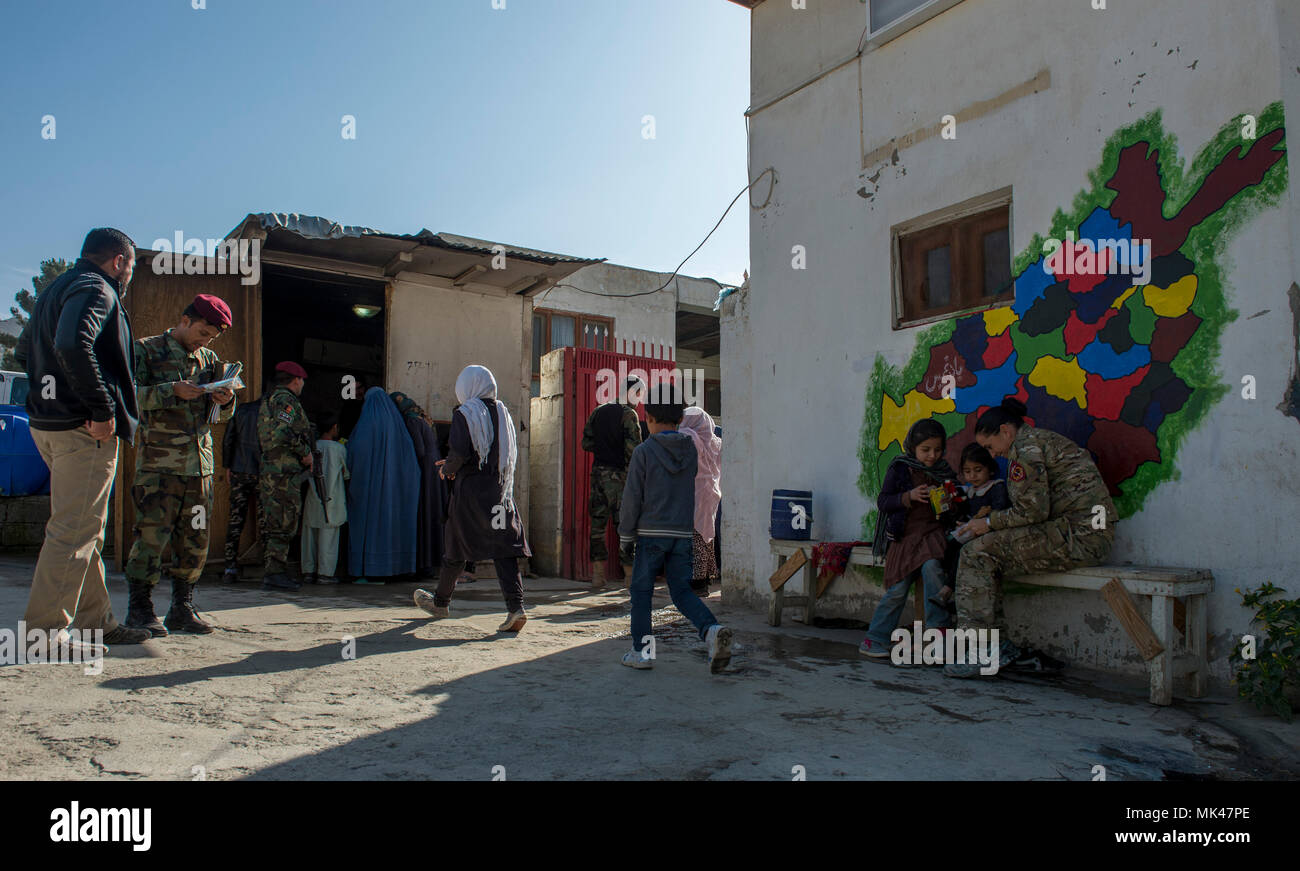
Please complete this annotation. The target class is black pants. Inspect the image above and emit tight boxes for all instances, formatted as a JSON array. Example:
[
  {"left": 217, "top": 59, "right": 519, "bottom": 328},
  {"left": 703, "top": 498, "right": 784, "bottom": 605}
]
[{"left": 434, "top": 558, "right": 523, "bottom": 612}]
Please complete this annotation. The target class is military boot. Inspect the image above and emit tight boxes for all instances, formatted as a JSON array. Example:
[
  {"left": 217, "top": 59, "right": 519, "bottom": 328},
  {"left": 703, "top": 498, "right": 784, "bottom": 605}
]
[
  {"left": 591, "top": 562, "right": 606, "bottom": 590},
  {"left": 164, "top": 578, "right": 214, "bottom": 634},
  {"left": 124, "top": 581, "right": 168, "bottom": 638}
]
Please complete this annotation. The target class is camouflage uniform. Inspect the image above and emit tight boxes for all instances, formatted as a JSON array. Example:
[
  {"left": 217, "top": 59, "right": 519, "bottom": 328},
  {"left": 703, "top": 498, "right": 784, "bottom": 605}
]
[
  {"left": 257, "top": 385, "right": 312, "bottom": 575},
  {"left": 125, "top": 331, "right": 234, "bottom": 587},
  {"left": 583, "top": 403, "right": 641, "bottom": 561},
  {"left": 956, "top": 425, "right": 1117, "bottom": 633},
  {"left": 224, "top": 472, "right": 258, "bottom": 565}
]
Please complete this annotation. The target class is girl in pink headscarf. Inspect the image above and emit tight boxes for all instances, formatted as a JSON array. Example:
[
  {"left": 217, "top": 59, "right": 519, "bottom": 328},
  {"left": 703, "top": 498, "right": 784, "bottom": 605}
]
[{"left": 681, "top": 407, "right": 722, "bottom": 595}]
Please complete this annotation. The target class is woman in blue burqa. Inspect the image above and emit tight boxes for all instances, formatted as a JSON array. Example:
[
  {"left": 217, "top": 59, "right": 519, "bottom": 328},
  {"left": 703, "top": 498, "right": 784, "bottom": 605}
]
[
  {"left": 346, "top": 386, "right": 420, "bottom": 583},
  {"left": 414, "top": 364, "right": 531, "bottom": 631}
]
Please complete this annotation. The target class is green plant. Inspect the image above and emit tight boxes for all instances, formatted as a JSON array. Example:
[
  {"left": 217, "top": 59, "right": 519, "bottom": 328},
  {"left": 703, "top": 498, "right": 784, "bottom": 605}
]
[{"left": 1229, "top": 582, "right": 1300, "bottom": 722}]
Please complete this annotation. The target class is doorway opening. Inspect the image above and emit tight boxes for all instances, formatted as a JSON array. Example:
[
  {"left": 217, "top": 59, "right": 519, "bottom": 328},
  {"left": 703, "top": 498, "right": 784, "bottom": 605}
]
[{"left": 260, "top": 265, "right": 387, "bottom": 438}]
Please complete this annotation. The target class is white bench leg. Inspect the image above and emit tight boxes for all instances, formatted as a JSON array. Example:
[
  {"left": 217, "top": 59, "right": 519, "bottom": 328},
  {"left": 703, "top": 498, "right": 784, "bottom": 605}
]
[
  {"left": 1186, "top": 594, "right": 1208, "bottom": 698},
  {"left": 1149, "top": 595, "right": 1173, "bottom": 706}
]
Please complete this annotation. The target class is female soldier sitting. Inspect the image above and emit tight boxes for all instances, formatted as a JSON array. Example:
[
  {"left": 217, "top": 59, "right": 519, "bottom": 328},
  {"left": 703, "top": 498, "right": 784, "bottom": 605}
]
[{"left": 944, "top": 398, "right": 1117, "bottom": 678}]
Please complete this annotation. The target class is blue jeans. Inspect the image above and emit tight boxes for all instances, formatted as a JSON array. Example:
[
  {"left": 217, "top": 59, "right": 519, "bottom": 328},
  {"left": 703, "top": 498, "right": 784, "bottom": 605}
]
[
  {"left": 864, "top": 559, "right": 952, "bottom": 646},
  {"left": 630, "top": 537, "right": 719, "bottom": 653}
]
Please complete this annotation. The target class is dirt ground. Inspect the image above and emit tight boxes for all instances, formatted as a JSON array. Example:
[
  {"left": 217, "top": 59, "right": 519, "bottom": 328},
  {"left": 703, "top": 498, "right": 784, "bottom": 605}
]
[{"left": 1, "top": 553, "right": 1297, "bottom": 781}]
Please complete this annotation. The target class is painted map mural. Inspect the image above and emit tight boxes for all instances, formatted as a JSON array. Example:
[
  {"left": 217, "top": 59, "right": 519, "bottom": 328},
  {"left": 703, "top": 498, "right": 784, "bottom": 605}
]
[{"left": 859, "top": 105, "right": 1288, "bottom": 534}]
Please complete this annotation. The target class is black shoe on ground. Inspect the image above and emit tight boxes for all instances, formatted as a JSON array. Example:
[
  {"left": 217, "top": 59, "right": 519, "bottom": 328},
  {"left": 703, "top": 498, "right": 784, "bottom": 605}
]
[
  {"left": 163, "top": 579, "right": 214, "bottom": 634},
  {"left": 102, "top": 624, "right": 153, "bottom": 645},
  {"left": 124, "top": 582, "right": 168, "bottom": 638},
  {"left": 221, "top": 567, "right": 239, "bottom": 584},
  {"left": 1009, "top": 648, "right": 1065, "bottom": 672},
  {"left": 262, "top": 573, "right": 300, "bottom": 591}
]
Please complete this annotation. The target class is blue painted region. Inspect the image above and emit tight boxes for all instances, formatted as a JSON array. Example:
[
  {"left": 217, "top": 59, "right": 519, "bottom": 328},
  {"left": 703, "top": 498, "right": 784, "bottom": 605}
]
[
  {"left": 952, "top": 354, "right": 1020, "bottom": 413},
  {"left": 1079, "top": 207, "right": 1130, "bottom": 245},
  {"left": 1075, "top": 272, "right": 1134, "bottom": 323},
  {"left": 1142, "top": 399, "right": 1166, "bottom": 433},
  {"left": 1013, "top": 262, "right": 1053, "bottom": 317},
  {"left": 996, "top": 456, "right": 1010, "bottom": 481},
  {"left": 951, "top": 314, "right": 989, "bottom": 369},
  {"left": 1077, "top": 336, "right": 1151, "bottom": 379},
  {"left": 1024, "top": 382, "right": 1097, "bottom": 450}
]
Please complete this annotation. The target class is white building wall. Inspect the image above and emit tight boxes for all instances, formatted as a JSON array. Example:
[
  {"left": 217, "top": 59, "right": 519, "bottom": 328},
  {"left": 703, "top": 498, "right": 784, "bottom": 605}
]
[
  {"left": 386, "top": 274, "right": 533, "bottom": 531},
  {"left": 737, "top": 0, "right": 1299, "bottom": 681}
]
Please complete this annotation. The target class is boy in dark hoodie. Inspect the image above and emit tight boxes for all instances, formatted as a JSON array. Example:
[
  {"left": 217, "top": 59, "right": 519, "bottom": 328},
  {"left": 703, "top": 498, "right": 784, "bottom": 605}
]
[{"left": 618, "top": 397, "right": 733, "bottom": 673}]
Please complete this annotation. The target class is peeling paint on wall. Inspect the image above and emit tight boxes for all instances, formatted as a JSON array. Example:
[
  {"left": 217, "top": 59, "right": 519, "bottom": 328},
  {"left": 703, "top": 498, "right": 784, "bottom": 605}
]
[
  {"left": 1280, "top": 282, "right": 1300, "bottom": 425},
  {"left": 859, "top": 105, "right": 1289, "bottom": 536}
]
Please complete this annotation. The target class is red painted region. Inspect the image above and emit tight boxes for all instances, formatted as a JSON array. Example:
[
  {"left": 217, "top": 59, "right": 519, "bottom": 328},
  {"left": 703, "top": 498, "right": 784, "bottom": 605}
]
[
  {"left": 1064, "top": 248, "right": 1114, "bottom": 295},
  {"left": 1149, "top": 311, "right": 1203, "bottom": 363},
  {"left": 920, "top": 340, "right": 977, "bottom": 400},
  {"left": 1084, "top": 365, "right": 1150, "bottom": 421},
  {"left": 1064, "top": 309, "right": 1118, "bottom": 355},
  {"left": 982, "top": 329, "right": 1015, "bottom": 368},
  {"left": 1107, "top": 129, "right": 1286, "bottom": 259},
  {"left": 1089, "top": 420, "right": 1160, "bottom": 496}
]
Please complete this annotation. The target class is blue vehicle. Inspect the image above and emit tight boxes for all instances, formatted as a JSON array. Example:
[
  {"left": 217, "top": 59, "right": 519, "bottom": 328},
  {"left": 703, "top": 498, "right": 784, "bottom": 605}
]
[{"left": 1, "top": 370, "right": 50, "bottom": 496}]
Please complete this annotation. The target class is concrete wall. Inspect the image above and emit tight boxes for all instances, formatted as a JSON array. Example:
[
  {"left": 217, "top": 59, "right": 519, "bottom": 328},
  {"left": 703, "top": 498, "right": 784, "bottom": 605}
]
[
  {"left": 386, "top": 274, "right": 534, "bottom": 533},
  {"left": 539, "top": 262, "right": 678, "bottom": 350},
  {"left": 0, "top": 496, "right": 49, "bottom": 551},
  {"left": 734, "top": 0, "right": 1299, "bottom": 682},
  {"left": 528, "top": 349, "right": 567, "bottom": 575}
]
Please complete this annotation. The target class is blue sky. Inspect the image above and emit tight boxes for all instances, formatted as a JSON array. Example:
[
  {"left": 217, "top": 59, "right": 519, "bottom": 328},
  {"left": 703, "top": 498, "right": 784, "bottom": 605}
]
[{"left": 0, "top": 0, "right": 751, "bottom": 310}]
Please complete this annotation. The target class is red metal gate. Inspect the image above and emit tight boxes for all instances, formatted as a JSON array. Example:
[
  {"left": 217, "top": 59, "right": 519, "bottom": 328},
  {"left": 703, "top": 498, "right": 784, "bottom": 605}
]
[{"left": 561, "top": 345, "right": 677, "bottom": 580}]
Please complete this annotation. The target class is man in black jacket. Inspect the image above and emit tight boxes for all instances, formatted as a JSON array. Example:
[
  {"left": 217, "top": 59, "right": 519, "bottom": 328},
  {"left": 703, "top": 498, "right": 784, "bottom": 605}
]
[
  {"left": 14, "top": 228, "right": 152, "bottom": 647},
  {"left": 221, "top": 395, "right": 262, "bottom": 582}
]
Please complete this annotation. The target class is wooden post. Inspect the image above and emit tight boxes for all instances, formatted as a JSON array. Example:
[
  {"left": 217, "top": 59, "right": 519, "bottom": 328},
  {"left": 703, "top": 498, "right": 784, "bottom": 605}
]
[
  {"left": 769, "top": 548, "right": 807, "bottom": 591},
  {"left": 1100, "top": 579, "right": 1165, "bottom": 661}
]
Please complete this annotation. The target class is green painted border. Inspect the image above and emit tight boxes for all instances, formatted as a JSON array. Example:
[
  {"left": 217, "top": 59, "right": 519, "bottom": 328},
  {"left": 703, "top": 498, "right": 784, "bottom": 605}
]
[{"left": 859, "top": 104, "right": 1289, "bottom": 535}]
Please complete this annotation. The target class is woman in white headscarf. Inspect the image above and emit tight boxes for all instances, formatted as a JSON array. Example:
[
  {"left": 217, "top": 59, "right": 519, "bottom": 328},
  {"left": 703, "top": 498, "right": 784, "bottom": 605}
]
[
  {"left": 413, "top": 365, "right": 531, "bottom": 631},
  {"left": 681, "top": 406, "right": 722, "bottom": 596}
]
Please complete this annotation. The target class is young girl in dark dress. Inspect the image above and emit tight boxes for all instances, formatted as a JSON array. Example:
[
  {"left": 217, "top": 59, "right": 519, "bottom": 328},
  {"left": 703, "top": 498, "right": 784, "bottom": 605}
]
[
  {"left": 859, "top": 419, "right": 958, "bottom": 660},
  {"left": 413, "top": 365, "right": 531, "bottom": 632}
]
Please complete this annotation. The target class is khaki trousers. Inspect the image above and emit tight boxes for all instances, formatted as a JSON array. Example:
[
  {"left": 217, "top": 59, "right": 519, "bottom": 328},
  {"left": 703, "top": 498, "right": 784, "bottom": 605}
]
[{"left": 24, "top": 427, "right": 120, "bottom": 633}]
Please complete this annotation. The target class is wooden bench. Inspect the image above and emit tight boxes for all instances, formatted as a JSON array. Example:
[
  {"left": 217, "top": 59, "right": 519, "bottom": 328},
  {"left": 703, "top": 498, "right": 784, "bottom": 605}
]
[{"left": 767, "top": 538, "right": 1211, "bottom": 706}]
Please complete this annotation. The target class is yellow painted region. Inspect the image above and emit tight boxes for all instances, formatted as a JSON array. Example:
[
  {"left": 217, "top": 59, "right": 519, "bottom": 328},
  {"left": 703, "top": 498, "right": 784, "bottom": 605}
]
[
  {"left": 1028, "top": 356, "right": 1088, "bottom": 409},
  {"left": 1111, "top": 285, "right": 1138, "bottom": 310},
  {"left": 1142, "top": 274, "right": 1197, "bottom": 318},
  {"left": 983, "top": 306, "right": 1018, "bottom": 336},
  {"left": 880, "top": 390, "right": 957, "bottom": 450}
]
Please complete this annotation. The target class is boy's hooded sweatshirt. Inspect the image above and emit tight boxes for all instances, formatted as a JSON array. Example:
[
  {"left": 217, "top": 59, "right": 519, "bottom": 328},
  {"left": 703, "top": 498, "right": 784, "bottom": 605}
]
[{"left": 618, "top": 430, "right": 698, "bottom": 543}]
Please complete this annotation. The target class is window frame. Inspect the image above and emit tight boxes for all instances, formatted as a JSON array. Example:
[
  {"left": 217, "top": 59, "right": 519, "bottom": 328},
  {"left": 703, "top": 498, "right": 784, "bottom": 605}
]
[
  {"left": 865, "top": 0, "right": 967, "bottom": 50},
  {"left": 890, "top": 187, "right": 1015, "bottom": 330},
  {"left": 531, "top": 308, "right": 616, "bottom": 388}
]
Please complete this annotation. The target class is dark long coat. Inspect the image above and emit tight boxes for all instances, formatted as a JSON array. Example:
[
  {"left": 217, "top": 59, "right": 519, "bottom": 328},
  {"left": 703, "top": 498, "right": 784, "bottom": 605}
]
[
  {"left": 404, "top": 415, "right": 447, "bottom": 576},
  {"left": 442, "top": 399, "right": 530, "bottom": 562}
]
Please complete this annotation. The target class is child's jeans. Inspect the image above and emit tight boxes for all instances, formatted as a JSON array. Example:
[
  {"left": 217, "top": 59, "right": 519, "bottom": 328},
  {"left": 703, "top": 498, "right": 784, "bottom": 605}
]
[
  {"left": 864, "top": 559, "right": 952, "bottom": 647},
  {"left": 630, "top": 536, "right": 719, "bottom": 653}
]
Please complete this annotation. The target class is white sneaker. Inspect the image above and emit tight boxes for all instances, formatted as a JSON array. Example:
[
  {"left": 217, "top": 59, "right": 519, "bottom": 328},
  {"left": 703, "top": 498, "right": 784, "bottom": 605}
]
[
  {"left": 498, "top": 611, "right": 527, "bottom": 632},
  {"left": 621, "top": 649, "right": 654, "bottom": 669},
  {"left": 706, "top": 625, "right": 733, "bottom": 674},
  {"left": 413, "top": 589, "right": 449, "bottom": 619}
]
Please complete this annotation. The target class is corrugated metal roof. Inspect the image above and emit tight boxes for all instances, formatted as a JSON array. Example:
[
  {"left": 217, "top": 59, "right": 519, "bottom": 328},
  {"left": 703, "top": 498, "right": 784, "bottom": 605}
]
[{"left": 232, "top": 213, "right": 596, "bottom": 266}]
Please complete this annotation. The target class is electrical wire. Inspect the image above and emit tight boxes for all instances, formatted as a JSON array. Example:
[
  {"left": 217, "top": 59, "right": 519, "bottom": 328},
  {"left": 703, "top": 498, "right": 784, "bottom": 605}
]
[{"left": 534, "top": 166, "right": 775, "bottom": 304}]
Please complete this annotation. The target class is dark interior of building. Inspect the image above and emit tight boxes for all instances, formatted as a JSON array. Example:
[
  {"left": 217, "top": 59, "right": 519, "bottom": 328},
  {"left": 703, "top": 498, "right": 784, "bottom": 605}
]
[{"left": 261, "top": 266, "right": 387, "bottom": 439}]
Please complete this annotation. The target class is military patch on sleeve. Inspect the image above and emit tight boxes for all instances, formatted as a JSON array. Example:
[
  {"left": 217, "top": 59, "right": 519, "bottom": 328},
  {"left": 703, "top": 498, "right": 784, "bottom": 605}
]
[
  {"left": 1009, "top": 461, "right": 1026, "bottom": 482},
  {"left": 277, "top": 408, "right": 293, "bottom": 425}
]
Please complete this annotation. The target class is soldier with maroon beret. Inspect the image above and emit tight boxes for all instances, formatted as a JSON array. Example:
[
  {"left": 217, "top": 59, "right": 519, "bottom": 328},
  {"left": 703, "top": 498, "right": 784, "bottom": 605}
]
[
  {"left": 124, "top": 294, "right": 236, "bottom": 637},
  {"left": 257, "top": 361, "right": 313, "bottom": 590}
]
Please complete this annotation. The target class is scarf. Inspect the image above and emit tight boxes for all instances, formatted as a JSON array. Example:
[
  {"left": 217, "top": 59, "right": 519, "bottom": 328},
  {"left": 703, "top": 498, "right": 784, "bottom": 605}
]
[
  {"left": 454, "top": 365, "right": 517, "bottom": 506},
  {"left": 892, "top": 453, "right": 957, "bottom": 484},
  {"left": 870, "top": 454, "right": 957, "bottom": 558},
  {"left": 681, "top": 407, "right": 722, "bottom": 541},
  {"left": 390, "top": 391, "right": 435, "bottom": 428}
]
